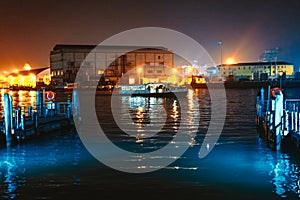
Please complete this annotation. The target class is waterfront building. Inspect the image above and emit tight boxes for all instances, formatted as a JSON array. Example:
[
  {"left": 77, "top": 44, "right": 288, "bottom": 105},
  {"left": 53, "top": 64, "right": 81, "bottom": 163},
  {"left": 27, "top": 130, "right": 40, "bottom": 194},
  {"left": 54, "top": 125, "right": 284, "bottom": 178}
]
[
  {"left": 49, "top": 44, "right": 177, "bottom": 87},
  {"left": 3, "top": 67, "right": 50, "bottom": 89},
  {"left": 217, "top": 61, "right": 294, "bottom": 81}
]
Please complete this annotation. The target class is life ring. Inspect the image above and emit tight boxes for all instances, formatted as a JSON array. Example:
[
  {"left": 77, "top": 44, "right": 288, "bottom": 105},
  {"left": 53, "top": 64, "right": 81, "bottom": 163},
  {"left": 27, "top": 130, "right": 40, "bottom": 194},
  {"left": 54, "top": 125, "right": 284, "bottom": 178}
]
[
  {"left": 270, "top": 87, "right": 283, "bottom": 98},
  {"left": 46, "top": 91, "right": 56, "bottom": 101}
]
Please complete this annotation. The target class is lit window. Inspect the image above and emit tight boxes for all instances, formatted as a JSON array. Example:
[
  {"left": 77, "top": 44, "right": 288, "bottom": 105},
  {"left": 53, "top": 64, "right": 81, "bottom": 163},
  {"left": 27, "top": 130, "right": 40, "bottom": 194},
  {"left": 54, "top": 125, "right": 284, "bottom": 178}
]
[{"left": 108, "top": 70, "right": 114, "bottom": 75}]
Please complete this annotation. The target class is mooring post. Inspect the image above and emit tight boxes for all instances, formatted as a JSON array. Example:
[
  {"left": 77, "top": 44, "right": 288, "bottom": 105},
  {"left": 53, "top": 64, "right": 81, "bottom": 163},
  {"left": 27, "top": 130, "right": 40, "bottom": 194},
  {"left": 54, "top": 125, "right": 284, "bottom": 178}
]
[
  {"left": 260, "top": 87, "right": 265, "bottom": 116},
  {"left": 36, "top": 90, "right": 42, "bottom": 116},
  {"left": 73, "top": 89, "right": 80, "bottom": 122},
  {"left": 274, "top": 91, "right": 284, "bottom": 151},
  {"left": 267, "top": 85, "right": 271, "bottom": 112},
  {"left": 15, "top": 107, "right": 21, "bottom": 129},
  {"left": 28, "top": 106, "right": 33, "bottom": 119},
  {"left": 21, "top": 114, "right": 26, "bottom": 139},
  {"left": 4, "top": 94, "right": 13, "bottom": 148},
  {"left": 33, "top": 111, "right": 39, "bottom": 135}
]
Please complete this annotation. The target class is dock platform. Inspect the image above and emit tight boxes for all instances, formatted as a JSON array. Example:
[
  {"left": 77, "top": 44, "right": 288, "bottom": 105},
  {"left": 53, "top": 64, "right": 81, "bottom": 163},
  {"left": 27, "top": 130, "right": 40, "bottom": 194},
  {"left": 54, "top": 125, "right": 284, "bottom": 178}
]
[
  {"left": 0, "top": 90, "right": 75, "bottom": 147},
  {"left": 256, "top": 86, "right": 300, "bottom": 151}
]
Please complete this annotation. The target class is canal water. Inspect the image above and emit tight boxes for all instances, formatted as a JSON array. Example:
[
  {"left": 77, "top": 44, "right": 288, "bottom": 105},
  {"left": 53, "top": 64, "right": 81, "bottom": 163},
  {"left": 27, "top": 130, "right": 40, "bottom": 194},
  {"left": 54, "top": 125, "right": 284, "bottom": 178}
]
[{"left": 0, "top": 88, "right": 300, "bottom": 199}]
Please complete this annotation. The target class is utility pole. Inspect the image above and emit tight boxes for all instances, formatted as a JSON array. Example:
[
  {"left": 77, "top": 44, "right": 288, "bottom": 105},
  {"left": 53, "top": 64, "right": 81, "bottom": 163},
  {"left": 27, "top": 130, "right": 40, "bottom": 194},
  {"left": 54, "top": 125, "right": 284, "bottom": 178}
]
[{"left": 218, "top": 40, "right": 223, "bottom": 67}]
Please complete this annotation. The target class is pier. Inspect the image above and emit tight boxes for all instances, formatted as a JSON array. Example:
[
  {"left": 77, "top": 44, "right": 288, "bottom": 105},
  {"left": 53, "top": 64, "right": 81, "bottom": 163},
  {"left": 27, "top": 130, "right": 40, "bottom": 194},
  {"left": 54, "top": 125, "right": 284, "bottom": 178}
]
[
  {"left": 256, "top": 86, "right": 300, "bottom": 151},
  {"left": 0, "top": 89, "right": 74, "bottom": 148}
]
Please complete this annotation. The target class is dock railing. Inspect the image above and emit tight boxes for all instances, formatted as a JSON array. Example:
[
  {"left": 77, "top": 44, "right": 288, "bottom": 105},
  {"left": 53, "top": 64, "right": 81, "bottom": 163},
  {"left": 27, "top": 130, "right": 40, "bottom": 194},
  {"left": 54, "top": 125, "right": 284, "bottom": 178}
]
[
  {"left": 1, "top": 91, "right": 74, "bottom": 148},
  {"left": 256, "top": 86, "right": 300, "bottom": 150}
]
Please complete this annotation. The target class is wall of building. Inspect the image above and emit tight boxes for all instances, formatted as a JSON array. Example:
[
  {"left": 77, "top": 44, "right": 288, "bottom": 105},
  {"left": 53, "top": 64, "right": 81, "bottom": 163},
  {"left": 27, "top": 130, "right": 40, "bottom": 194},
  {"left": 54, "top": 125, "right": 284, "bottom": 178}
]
[
  {"left": 49, "top": 45, "right": 175, "bottom": 86},
  {"left": 218, "top": 61, "right": 294, "bottom": 81}
]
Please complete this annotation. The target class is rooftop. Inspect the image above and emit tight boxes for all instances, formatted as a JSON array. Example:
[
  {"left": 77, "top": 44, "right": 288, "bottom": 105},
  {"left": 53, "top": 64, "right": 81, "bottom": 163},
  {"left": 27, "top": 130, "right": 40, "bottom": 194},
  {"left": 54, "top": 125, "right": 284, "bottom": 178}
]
[{"left": 218, "top": 61, "right": 293, "bottom": 67}]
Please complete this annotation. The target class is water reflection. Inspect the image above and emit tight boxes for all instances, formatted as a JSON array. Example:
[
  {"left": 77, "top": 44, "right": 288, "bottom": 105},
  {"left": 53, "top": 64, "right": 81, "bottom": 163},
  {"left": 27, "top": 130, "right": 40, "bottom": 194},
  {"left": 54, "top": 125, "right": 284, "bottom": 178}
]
[
  {"left": 0, "top": 89, "right": 37, "bottom": 119},
  {"left": 0, "top": 89, "right": 300, "bottom": 198},
  {"left": 122, "top": 96, "right": 180, "bottom": 139},
  {"left": 259, "top": 145, "right": 300, "bottom": 198},
  {"left": 0, "top": 147, "right": 26, "bottom": 199}
]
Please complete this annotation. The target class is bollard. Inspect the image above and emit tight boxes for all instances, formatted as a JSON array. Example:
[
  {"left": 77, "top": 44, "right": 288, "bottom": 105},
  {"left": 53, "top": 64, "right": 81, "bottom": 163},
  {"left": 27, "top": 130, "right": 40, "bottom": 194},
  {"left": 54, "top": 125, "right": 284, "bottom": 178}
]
[
  {"left": 15, "top": 107, "right": 21, "bottom": 129},
  {"left": 67, "top": 104, "right": 71, "bottom": 119},
  {"left": 21, "top": 114, "right": 26, "bottom": 139},
  {"left": 73, "top": 89, "right": 80, "bottom": 121},
  {"left": 4, "top": 94, "right": 13, "bottom": 148},
  {"left": 28, "top": 106, "right": 33, "bottom": 119},
  {"left": 36, "top": 90, "right": 43, "bottom": 116},
  {"left": 260, "top": 87, "right": 265, "bottom": 113},
  {"left": 274, "top": 91, "right": 284, "bottom": 151},
  {"left": 33, "top": 111, "right": 39, "bottom": 135}
]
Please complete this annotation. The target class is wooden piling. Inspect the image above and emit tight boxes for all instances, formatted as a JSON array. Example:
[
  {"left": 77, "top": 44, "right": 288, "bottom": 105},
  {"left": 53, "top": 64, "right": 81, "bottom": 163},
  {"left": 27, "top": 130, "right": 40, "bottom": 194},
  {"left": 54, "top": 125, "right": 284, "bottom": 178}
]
[
  {"left": 73, "top": 90, "right": 80, "bottom": 122},
  {"left": 1, "top": 92, "right": 75, "bottom": 148},
  {"left": 4, "top": 94, "right": 13, "bottom": 148}
]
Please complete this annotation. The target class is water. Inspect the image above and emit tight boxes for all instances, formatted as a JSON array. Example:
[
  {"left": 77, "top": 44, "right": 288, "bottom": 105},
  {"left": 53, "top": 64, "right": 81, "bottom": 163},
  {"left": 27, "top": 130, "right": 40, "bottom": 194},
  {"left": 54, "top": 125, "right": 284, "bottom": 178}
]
[{"left": 0, "top": 88, "right": 300, "bottom": 199}]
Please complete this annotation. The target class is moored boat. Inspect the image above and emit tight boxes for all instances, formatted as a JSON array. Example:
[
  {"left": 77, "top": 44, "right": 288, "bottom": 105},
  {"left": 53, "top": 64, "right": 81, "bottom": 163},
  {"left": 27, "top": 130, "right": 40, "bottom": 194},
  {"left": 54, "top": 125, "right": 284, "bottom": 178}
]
[{"left": 119, "top": 83, "right": 188, "bottom": 97}]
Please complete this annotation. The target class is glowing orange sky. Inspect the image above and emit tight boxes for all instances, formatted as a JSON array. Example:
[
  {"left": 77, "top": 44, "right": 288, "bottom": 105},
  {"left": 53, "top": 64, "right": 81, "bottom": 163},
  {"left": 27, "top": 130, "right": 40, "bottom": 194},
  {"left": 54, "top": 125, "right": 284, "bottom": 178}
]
[{"left": 1, "top": 0, "right": 299, "bottom": 72}]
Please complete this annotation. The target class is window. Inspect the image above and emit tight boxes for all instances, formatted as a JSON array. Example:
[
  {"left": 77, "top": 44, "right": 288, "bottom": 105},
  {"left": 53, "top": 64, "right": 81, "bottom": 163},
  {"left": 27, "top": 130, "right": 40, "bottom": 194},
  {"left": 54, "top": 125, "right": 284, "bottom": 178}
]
[
  {"left": 147, "top": 70, "right": 153, "bottom": 73},
  {"left": 157, "top": 70, "right": 162, "bottom": 73},
  {"left": 108, "top": 70, "right": 114, "bottom": 75}
]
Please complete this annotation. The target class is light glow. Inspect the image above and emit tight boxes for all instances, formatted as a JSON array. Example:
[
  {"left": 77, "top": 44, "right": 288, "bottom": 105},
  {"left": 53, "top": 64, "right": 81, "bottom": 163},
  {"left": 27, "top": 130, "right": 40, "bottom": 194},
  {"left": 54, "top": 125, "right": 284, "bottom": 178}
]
[
  {"left": 23, "top": 63, "right": 31, "bottom": 71},
  {"left": 225, "top": 57, "right": 236, "bottom": 65}
]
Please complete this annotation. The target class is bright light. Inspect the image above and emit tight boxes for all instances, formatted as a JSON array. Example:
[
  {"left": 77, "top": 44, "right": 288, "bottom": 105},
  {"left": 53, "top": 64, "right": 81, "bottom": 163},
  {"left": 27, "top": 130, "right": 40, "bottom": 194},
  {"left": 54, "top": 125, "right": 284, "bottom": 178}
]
[
  {"left": 23, "top": 63, "right": 31, "bottom": 70},
  {"left": 172, "top": 68, "right": 178, "bottom": 74},
  {"left": 225, "top": 57, "right": 236, "bottom": 65},
  {"left": 12, "top": 69, "right": 19, "bottom": 73},
  {"left": 137, "top": 67, "right": 143, "bottom": 73}
]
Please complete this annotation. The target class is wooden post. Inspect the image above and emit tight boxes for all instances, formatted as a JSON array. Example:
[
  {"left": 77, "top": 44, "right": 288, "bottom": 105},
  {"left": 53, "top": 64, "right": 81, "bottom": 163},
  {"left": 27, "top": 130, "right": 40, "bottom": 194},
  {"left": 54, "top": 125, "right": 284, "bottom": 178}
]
[
  {"left": 28, "top": 106, "right": 33, "bottom": 119},
  {"left": 274, "top": 91, "right": 284, "bottom": 150},
  {"left": 21, "top": 114, "right": 26, "bottom": 139},
  {"left": 15, "top": 107, "right": 21, "bottom": 129},
  {"left": 34, "top": 111, "right": 39, "bottom": 135},
  {"left": 73, "top": 90, "right": 80, "bottom": 122},
  {"left": 4, "top": 94, "right": 13, "bottom": 148},
  {"left": 267, "top": 85, "right": 271, "bottom": 112},
  {"left": 260, "top": 87, "right": 265, "bottom": 115},
  {"left": 36, "top": 90, "right": 42, "bottom": 116}
]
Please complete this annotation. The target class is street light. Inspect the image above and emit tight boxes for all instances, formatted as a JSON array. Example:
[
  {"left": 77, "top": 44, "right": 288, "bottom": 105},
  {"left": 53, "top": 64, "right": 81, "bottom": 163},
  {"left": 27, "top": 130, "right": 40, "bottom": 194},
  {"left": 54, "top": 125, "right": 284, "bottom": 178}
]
[{"left": 218, "top": 40, "right": 223, "bottom": 67}]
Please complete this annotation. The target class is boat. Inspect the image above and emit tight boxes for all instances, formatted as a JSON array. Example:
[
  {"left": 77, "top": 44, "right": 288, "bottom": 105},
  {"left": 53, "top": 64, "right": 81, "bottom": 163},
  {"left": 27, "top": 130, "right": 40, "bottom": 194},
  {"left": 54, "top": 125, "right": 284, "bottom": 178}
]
[{"left": 119, "top": 83, "right": 188, "bottom": 97}]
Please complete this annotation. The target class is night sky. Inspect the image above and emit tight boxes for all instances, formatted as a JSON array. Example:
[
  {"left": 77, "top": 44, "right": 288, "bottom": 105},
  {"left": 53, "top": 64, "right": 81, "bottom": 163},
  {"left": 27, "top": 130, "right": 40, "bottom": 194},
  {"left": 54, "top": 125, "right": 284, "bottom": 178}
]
[{"left": 1, "top": 0, "right": 300, "bottom": 71}]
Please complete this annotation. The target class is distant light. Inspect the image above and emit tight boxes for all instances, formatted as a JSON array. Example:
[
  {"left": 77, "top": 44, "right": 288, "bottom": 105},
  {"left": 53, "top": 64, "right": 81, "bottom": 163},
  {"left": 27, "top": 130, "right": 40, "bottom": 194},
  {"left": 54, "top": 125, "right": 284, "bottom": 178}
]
[
  {"left": 12, "top": 69, "right": 19, "bottom": 73},
  {"left": 225, "top": 57, "right": 236, "bottom": 65},
  {"left": 137, "top": 67, "right": 143, "bottom": 73},
  {"left": 23, "top": 63, "right": 31, "bottom": 71}
]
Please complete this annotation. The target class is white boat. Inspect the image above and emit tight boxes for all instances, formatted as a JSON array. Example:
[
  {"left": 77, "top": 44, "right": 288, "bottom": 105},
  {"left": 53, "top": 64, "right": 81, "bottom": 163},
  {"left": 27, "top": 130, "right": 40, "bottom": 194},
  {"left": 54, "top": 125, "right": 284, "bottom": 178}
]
[{"left": 119, "top": 83, "right": 187, "bottom": 97}]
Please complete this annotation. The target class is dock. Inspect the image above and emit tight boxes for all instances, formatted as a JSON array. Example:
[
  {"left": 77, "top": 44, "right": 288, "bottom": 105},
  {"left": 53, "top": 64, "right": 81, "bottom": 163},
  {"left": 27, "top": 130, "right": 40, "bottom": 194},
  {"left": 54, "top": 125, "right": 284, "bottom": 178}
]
[
  {"left": 256, "top": 86, "right": 300, "bottom": 151},
  {"left": 0, "top": 90, "right": 75, "bottom": 148}
]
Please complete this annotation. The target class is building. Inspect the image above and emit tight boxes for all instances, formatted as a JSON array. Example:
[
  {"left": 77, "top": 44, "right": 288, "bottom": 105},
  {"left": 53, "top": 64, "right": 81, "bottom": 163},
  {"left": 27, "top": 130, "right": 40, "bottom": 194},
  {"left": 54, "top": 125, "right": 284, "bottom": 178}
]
[
  {"left": 3, "top": 67, "right": 50, "bottom": 89},
  {"left": 50, "top": 44, "right": 178, "bottom": 87},
  {"left": 217, "top": 61, "right": 294, "bottom": 81}
]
